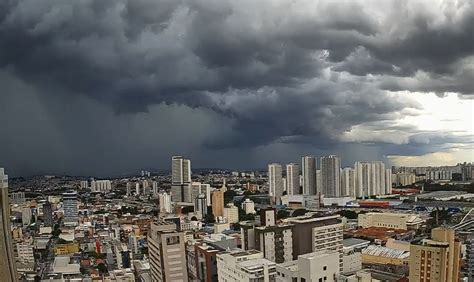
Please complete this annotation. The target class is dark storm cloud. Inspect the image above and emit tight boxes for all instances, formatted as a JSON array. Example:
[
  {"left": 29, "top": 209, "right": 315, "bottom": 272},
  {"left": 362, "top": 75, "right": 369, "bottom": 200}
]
[{"left": 0, "top": 0, "right": 472, "bottom": 175}]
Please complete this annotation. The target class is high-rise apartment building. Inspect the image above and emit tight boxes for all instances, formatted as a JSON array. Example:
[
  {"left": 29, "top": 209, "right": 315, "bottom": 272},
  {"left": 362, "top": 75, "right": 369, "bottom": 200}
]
[
  {"left": 255, "top": 224, "right": 294, "bottom": 263},
  {"left": 43, "top": 201, "right": 54, "bottom": 227},
  {"left": 341, "top": 168, "right": 355, "bottom": 197},
  {"left": 171, "top": 156, "right": 192, "bottom": 202},
  {"left": 211, "top": 189, "right": 224, "bottom": 218},
  {"left": 191, "top": 182, "right": 211, "bottom": 207},
  {"left": 286, "top": 163, "right": 300, "bottom": 195},
  {"left": 385, "top": 168, "right": 392, "bottom": 195},
  {"left": 194, "top": 194, "right": 207, "bottom": 217},
  {"left": 316, "top": 169, "right": 322, "bottom": 193},
  {"left": 268, "top": 163, "right": 284, "bottom": 204},
  {"left": 302, "top": 156, "right": 317, "bottom": 195},
  {"left": 62, "top": 192, "right": 78, "bottom": 219},
  {"left": 284, "top": 214, "right": 344, "bottom": 271},
  {"left": 354, "top": 161, "right": 388, "bottom": 197},
  {"left": 90, "top": 180, "right": 112, "bottom": 192},
  {"left": 158, "top": 192, "right": 172, "bottom": 214},
  {"left": 148, "top": 221, "right": 188, "bottom": 281},
  {"left": 171, "top": 156, "right": 191, "bottom": 184},
  {"left": 409, "top": 227, "right": 461, "bottom": 282},
  {"left": 0, "top": 168, "right": 19, "bottom": 281},
  {"left": 320, "top": 155, "right": 341, "bottom": 197}
]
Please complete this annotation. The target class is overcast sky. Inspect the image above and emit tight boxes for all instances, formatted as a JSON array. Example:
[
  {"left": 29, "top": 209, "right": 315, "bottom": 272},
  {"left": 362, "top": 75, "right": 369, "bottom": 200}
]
[{"left": 0, "top": 0, "right": 473, "bottom": 176}]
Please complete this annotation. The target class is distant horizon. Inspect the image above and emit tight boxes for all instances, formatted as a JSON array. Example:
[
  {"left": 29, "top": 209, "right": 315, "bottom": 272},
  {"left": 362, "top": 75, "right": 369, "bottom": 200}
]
[{"left": 5, "top": 159, "right": 472, "bottom": 179}]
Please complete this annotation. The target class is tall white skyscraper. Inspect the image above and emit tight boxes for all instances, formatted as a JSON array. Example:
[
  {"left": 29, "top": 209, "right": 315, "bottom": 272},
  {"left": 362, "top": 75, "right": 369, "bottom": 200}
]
[
  {"left": 171, "top": 156, "right": 191, "bottom": 184},
  {"left": 158, "top": 192, "right": 172, "bottom": 213},
  {"left": 320, "top": 155, "right": 341, "bottom": 197},
  {"left": 171, "top": 156, "right": 192, "bottom": 202},
  {"left": 354, "top": 161, "right": 387, "bottom": 197},
  {"left": 385, "top": 168, "right": 392, "bottom": 195},
  {"left": 286, "top": 163, "right": 300, "bottom": 195},
  {"left": 340, "top": 168, "right": 355, "bottom": 197},
  {"left": 316, "top": 169, "right": 321, "bottom": 193},
  {"left": 302, "top": 156, "right": 317, "bottom": 195},
  {"left": 268, "top": 163, "right": 284, "bottom": 203}
]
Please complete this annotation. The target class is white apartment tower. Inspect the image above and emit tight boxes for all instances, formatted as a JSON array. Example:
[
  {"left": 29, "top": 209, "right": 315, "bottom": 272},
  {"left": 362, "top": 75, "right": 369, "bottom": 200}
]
[
  {"left": 302, "top": 156, "right": 317, "bottom": 195},
  {"left": 171, "top": 156, "right": 191, "bottom": 184},
  {"left": 341, "top": 168, "right": 355, "bottom": 197},
  {"left": 354, "top": 161, "right": 388, "bottom": 197},
  {"left": 158, "top": 192, "right": 172, "bottom": 214},
  {"left": 385, "top": 168, "right": 392, "bottom": 195},
  {"left": 320, "top": 155, "right": 341, "bottom": 197},
  {"left": 286, "top": 163, "right": 300, "bottom": 195},
  {"left": 268, "top": 163, "right": 284, "bottom": 204}
]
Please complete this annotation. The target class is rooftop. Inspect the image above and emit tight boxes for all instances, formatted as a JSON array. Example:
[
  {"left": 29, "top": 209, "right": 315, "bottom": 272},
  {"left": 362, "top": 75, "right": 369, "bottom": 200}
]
[
  {"left": 362, "top": 245, "right": 410, "bottom": 260},
  {"left": 342, "top": 238, "right": 371, "bottom": 248}
]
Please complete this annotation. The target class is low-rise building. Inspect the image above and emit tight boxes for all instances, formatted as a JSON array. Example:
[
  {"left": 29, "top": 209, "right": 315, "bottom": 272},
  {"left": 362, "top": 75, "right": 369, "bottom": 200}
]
[
  {"left": 217, "top": 249, "right": 276, "bottom": 282},
  {"left": 275, "top": 250, "right": 341, "bottom": 282},
  {"left": 358, "top": 212, "right": 422, "bottom": 230},
  {"left": 361, "top": 245, "right": 410, "bottom": 267}
]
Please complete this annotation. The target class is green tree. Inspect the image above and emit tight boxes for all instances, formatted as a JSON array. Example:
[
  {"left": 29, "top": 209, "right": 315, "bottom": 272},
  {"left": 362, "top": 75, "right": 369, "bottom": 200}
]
[
  {"left": 97, "top": 263, "right": 107, "bottom": 274},
  {"left": 181, "top": 206, "right": 194, "bottom": 214},
  {"left": 292, "top": 209, "right": 307, "bottom": 217},
  {"left": 337, "top": 210, "right": 358, "bottom": 219},
  {"left": 277, "top": 210, "right": 290, "bottom": 220},
  {"left": 204, "top": 213, "right": 216, "bottom": 223}
]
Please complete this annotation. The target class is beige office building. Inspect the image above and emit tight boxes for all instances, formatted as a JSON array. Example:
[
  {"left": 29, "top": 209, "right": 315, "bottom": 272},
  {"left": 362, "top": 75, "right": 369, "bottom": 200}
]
[
  {"left": 358, "top": 212, "right": 423, "bottom": 230},
  {"left": 211, "top": 189, "right": 224, "bottom": 217},
  {"left": 409, "top": 227, "right": 461, "bottom": 282},
  {"left": 0, "top": 168, "right": 18, "bottom": 282},
  {"left": 148, "top": 221, "right": 188, "bottom": 282}
]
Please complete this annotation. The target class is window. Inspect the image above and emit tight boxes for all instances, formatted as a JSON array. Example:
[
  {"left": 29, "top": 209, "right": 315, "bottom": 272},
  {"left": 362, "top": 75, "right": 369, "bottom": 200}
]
[
  {"left": 166, "top": 236, "right": 180, "bottom": 245},
  {"left": 323, "top": 266, "right": 327, "bottom": 271}
]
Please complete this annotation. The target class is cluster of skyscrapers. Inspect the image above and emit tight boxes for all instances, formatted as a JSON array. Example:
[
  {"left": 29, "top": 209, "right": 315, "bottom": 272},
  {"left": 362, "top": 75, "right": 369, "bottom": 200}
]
[{"left": 269, "top": 156, "right": 392, "bottom": 203}]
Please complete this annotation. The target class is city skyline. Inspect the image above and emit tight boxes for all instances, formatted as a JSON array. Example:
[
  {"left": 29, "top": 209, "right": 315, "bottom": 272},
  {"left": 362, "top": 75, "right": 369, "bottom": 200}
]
[{"left": 0, "top": 0, "right": 472, "bottom": 176}]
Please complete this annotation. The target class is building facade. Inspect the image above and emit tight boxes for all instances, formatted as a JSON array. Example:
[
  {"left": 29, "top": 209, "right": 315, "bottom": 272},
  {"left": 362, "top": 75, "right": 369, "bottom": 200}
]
[
  {"left": 217, "top": 249, "right": 277, "bottom": 282},
  {"left": 286, "top": 163, "right": 300, "bottom": 195},
  {"left": 284, "top": 214, "right": 343, "bottom": 271},
  {"left": 148, "top": 221, "right": 188, "bottom": 282},
  {"left": 255, "top": 224, "right": 294, "bottom": 263},
  {"left": 268, "top": 163, "right": 284, "bottom": 204},
  {"left": 171, "top": 156, "right": 192, "bottom": 202},
  {"left": 409, "top": 228, "right": 461, "bottom": 282},
  {"left": 0, "top": 168, "right": 18, "bottom": 281},
  {"left": 302, "top": 156, "right": 317, "bottom": 195},
  {"left": 211, "top": 190, "right": 224, "bottom": 218},
  {"left": 320, "top": 156, "right": 341, "bottom": 197}
]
